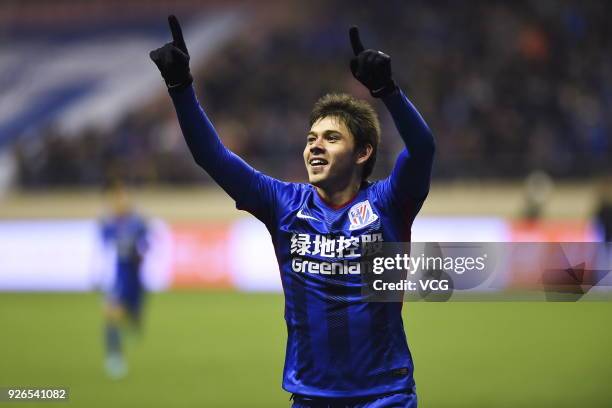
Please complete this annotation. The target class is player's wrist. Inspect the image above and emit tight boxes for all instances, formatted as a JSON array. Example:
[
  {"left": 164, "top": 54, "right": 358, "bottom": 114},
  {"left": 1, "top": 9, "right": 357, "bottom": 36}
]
[
  {"left": 370, "top": 80, "right": 398, "bottom": 98},
  {"left": 167, "top": 80, "right": 196, "bottom": 102},
  {"left": 166, "top": 74, "right": 194, "bottom": 91}
]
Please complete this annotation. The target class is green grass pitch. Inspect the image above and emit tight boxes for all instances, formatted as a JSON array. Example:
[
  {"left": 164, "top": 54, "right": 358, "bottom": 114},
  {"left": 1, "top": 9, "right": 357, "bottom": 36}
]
[{"left": 0, "top": 292, "right": 611, "bottom": 407}]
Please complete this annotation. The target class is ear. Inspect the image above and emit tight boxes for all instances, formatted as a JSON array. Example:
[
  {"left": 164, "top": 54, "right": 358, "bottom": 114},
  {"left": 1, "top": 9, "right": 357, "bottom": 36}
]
[{"left": 355, "top": 143, "right": 373, "bottom": 165}]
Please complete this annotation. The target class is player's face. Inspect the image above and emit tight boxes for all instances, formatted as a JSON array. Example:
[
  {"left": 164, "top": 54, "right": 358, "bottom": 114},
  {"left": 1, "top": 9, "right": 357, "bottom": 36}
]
[
  {"left": 110, "top": 186, "right": 130, "bottom": 215},
  {"left": 304, "top": 116, "right": 360, "bottom": 189}
]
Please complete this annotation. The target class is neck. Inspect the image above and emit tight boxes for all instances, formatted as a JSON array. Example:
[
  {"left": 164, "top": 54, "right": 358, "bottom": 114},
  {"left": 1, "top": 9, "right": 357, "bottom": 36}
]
[{"left": 315, "top": 178, "right": 362, "bottom": 208}]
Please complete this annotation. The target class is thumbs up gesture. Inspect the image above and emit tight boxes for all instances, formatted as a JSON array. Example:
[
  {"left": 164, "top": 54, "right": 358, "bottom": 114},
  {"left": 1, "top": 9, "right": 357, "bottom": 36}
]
[
  {"left": 349, "top": 26, "right": 398, "bottom": 98},
  {"left": 150, "top": 15, "right": 193, "bottom": 90}
]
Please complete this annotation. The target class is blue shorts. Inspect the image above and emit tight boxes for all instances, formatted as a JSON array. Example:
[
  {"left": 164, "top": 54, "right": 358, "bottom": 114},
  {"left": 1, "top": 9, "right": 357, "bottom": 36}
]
[
  {"left": 106, "top": 289, "right": 144, "bottom": 320},
  {"left": 291, "top": 390, "right": 417, "bottom": 408}
]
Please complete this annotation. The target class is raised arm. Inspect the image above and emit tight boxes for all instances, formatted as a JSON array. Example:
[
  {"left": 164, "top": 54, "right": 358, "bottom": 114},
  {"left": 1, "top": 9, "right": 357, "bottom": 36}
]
[
  {"left": 149, "top": 16, "right": 280, "bottom": 222},
  {"left": 349, "top": 26, "right": 435, "bottom": 204},
  {"left": 381, "top": 89, "right": 435, "bottom": 200},
  {"left": 168, "top": 85, "right": 261, "bottom": 202}
]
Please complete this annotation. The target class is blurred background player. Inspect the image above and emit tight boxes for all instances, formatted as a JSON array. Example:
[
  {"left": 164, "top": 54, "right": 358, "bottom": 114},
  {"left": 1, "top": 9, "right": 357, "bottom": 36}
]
[
  {"left": 100, "top": 181, "right": 149, "bottom": 379},
  {"left": 521, "top": 170, "right": 554, "bottom": 222}
]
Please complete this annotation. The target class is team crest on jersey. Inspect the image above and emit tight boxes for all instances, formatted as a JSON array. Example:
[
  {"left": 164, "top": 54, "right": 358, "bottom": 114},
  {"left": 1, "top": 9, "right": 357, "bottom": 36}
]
[{"left": 348, "top": 200, "right": 379, "bottom": 230}]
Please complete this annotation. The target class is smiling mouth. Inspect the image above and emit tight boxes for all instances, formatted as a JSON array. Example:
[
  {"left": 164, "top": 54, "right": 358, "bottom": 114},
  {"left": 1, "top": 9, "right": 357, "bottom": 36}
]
[{"left": 309, "top": 158, "right": 329, "bottom": 169}]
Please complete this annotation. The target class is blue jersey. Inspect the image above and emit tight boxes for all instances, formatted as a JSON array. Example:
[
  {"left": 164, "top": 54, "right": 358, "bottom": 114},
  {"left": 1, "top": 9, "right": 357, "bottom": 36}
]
[
  {"left": 170, "top": 85, "right": 434, "bottom": 398},
  {"left": 101, "top": 213, "right": 148, "bottom": 301}
]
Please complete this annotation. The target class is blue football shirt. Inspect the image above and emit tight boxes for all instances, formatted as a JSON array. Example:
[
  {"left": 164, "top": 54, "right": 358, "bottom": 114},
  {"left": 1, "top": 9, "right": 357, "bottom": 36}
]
[{"left": 101, "top": 212, "right": 148, "bottom": 301}]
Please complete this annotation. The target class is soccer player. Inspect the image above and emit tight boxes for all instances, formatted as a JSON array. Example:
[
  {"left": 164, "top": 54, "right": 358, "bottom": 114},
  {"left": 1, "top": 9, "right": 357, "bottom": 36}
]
[
  {"left": 99, "top": 182, "right": 149, "bottom": 379},
  {"left": 150, "top": 16, "right": 434, "bottom": 407}
]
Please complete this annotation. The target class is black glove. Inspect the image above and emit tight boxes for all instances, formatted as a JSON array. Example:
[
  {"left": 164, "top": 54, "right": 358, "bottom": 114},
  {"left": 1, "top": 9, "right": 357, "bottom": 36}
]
[
  {"left": 149, "top": 15, "right": 193, "bottom": 90},
  {"left": 349, "top": 26, "right": 398, "bottom": 98}
]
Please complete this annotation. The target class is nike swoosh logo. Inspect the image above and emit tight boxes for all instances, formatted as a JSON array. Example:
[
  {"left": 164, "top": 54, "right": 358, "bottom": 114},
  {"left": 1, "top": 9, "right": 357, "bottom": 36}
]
[{"left": 296, "top": 209, "right": 320, "bottom": 222}]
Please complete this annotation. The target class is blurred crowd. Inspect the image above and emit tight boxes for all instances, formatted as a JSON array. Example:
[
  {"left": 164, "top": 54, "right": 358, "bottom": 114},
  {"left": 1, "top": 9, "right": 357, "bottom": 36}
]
[{"left": 13, "top": 0, "right": 612, "bottom": 188}]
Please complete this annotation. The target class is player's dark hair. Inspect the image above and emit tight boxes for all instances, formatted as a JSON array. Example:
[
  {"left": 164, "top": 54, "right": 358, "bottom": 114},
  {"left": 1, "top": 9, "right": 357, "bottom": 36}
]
[{"left": 309, "top": 93, "right": 381, "bottom": 181}]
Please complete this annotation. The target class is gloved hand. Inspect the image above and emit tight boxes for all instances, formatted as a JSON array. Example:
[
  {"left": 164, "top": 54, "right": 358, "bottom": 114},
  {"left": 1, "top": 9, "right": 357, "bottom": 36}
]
[
  {"left": 349, "top": 26, "right": 398, "bottom": 98},
  {"left": 149, "top": 15, "right": 193, "bottom": 90}
]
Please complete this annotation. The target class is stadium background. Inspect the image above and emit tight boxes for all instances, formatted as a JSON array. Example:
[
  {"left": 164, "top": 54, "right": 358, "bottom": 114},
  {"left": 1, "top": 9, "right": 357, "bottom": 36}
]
[{"left": 0, "top": 0, "right": 610, "bottom": 407}]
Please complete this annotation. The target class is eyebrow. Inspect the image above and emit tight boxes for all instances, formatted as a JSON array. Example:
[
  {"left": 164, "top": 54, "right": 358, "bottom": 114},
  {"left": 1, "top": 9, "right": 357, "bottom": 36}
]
[{"left": 307, "top": 130, "right": 343, "bottom": 137}]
